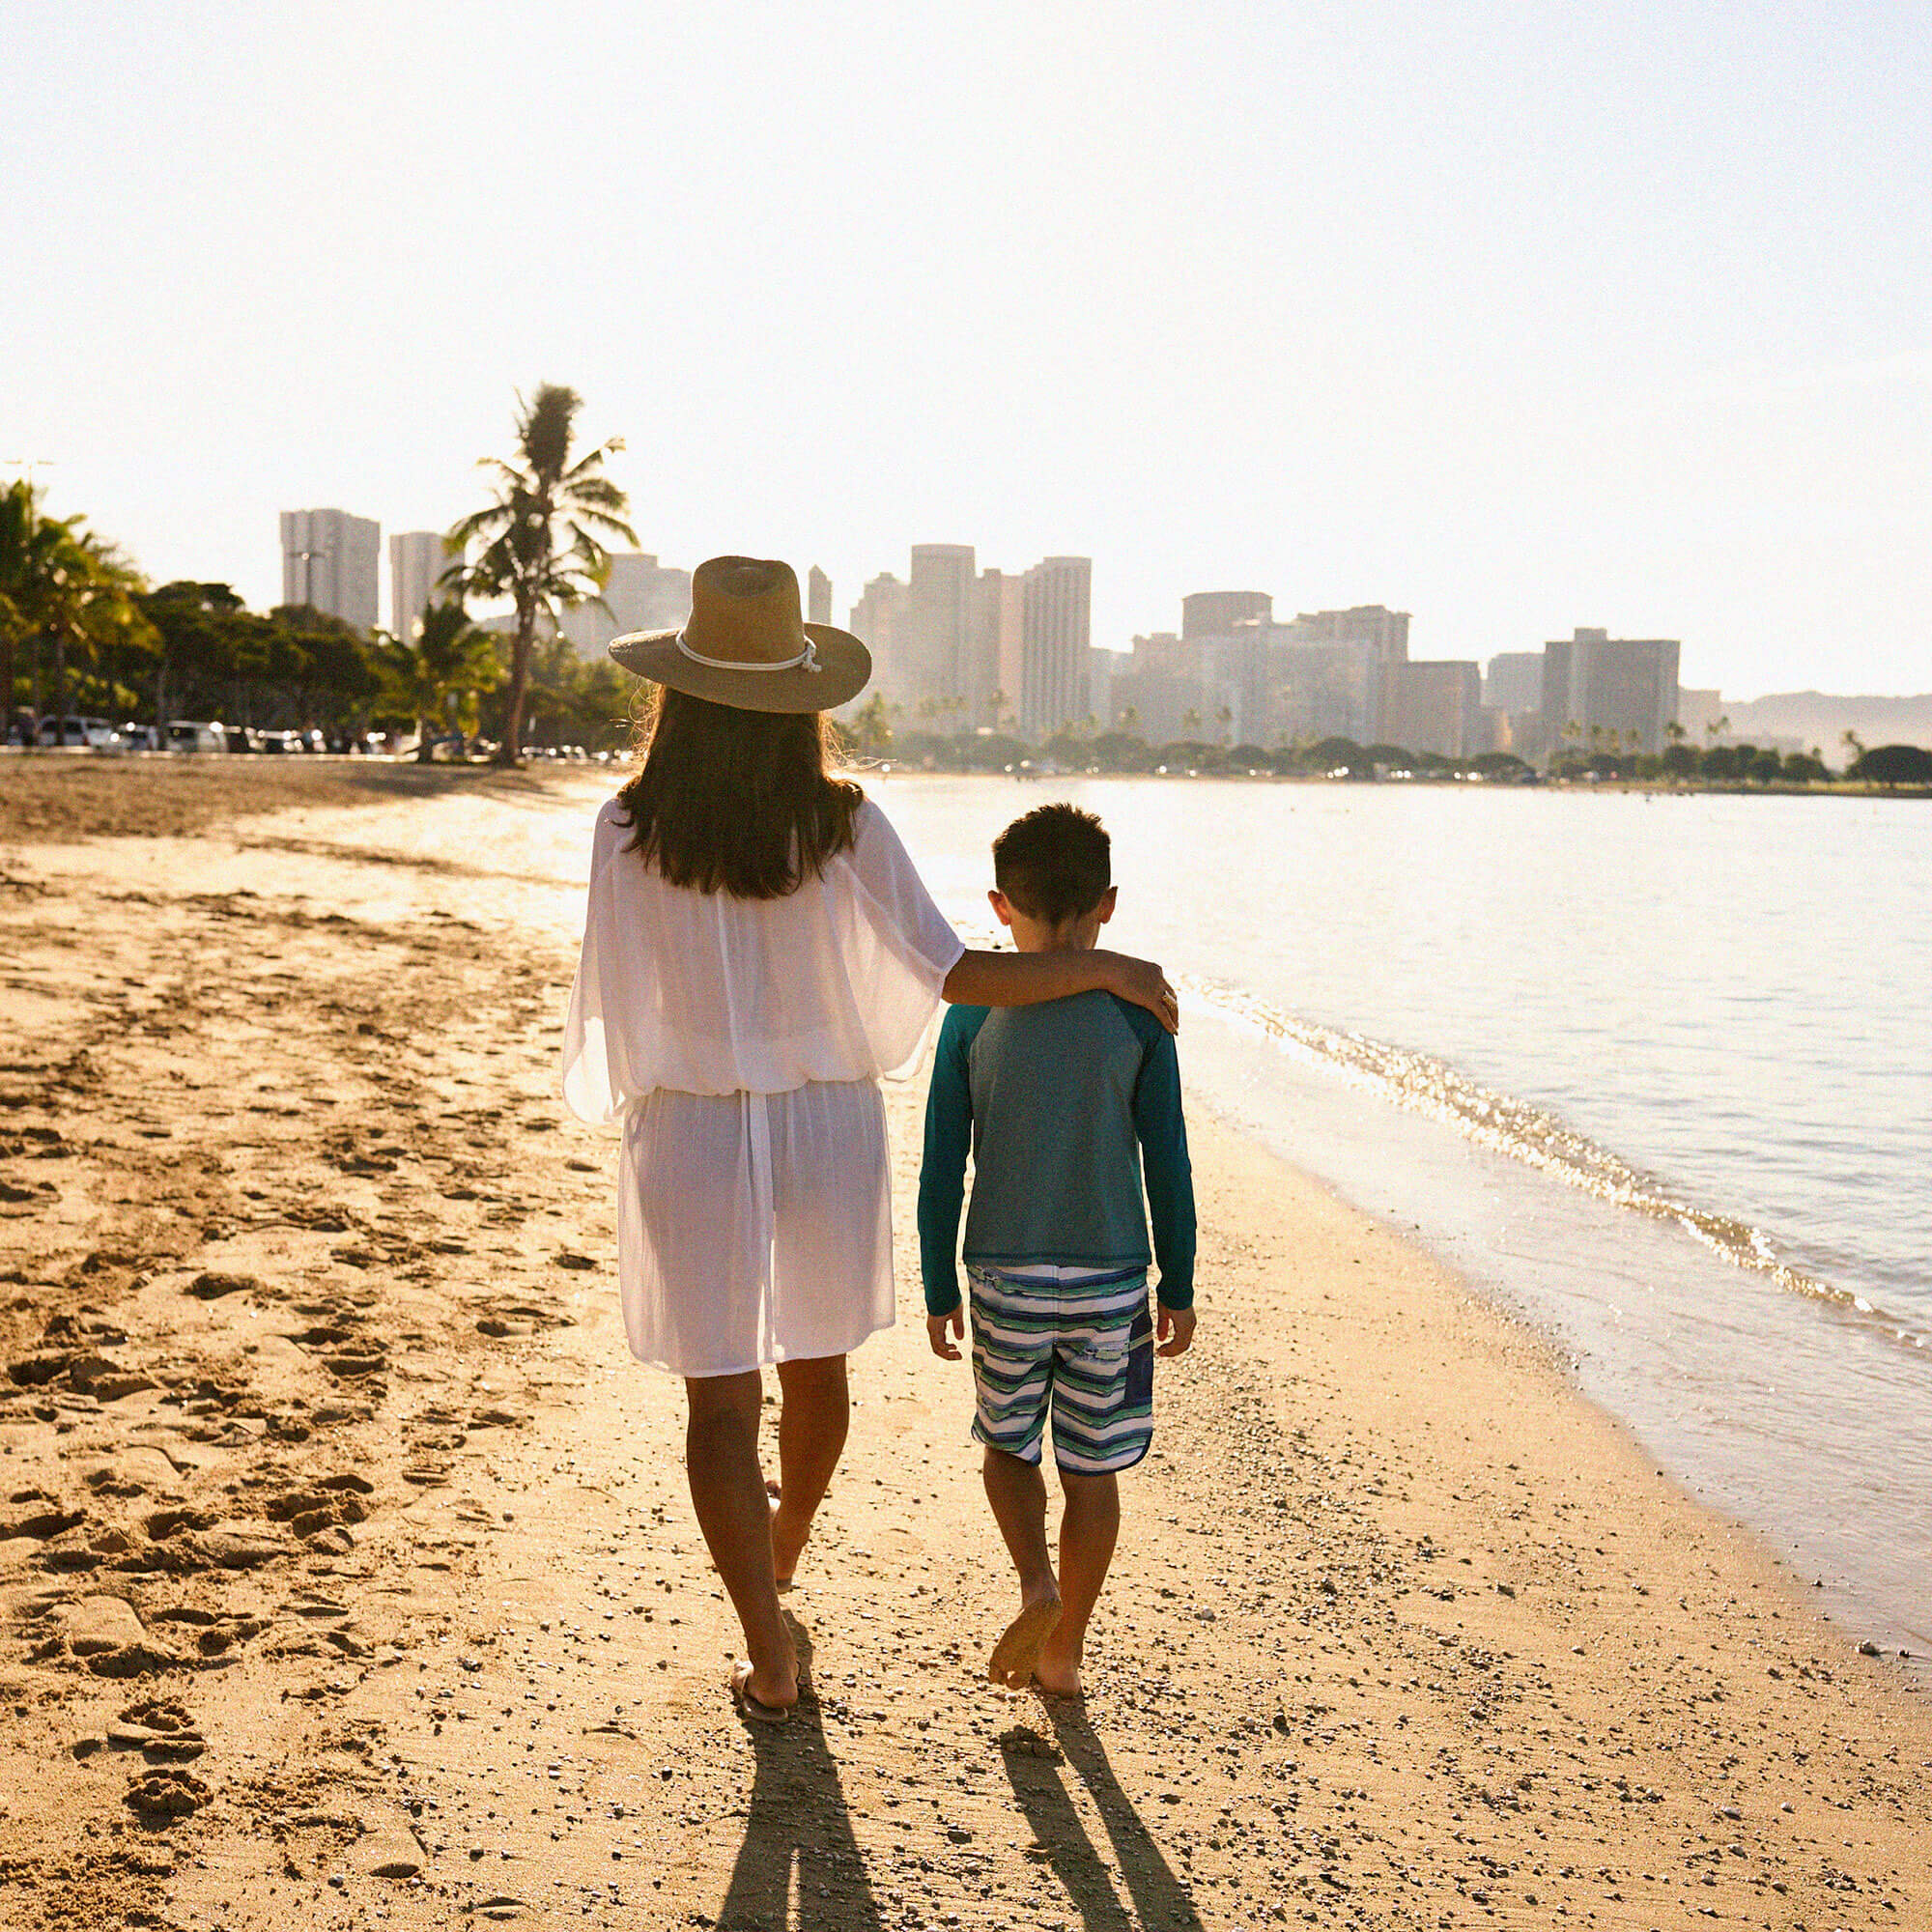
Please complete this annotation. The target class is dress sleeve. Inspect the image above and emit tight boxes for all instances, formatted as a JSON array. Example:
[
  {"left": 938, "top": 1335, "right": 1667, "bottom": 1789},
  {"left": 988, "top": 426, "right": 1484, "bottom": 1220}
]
[
  {"left": 559, "top": 803, "right": 631, "bottom": 1126},
  {"left": 840, "top": 798, "right": 967, "bottom": 1075}
]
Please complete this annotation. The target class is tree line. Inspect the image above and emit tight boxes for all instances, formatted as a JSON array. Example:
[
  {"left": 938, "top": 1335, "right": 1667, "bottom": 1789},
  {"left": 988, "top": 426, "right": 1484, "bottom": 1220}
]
[
  {"left": 846, "top": 701, "right": 1932, "bottom": 787},
  {"left": 2, "top": 385, "right": 639, "bottom": 762}
]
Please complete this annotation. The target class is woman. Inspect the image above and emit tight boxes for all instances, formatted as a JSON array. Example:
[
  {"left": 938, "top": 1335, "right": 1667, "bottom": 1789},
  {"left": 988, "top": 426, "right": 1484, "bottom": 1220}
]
[{"left": 561, "top": 556, "right": 1177, "bottom": 1721}]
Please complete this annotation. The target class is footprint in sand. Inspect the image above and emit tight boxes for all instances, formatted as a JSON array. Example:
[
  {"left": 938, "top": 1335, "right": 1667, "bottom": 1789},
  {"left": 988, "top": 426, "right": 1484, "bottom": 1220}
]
[
  {"left": 184, "top": 1270, "right": 261, "bottom": 1300},
  {"left": 124, "top": 1767, "right": 210, "bottom": 1819},
  {"left": 112, "top": 1697, "right": 207, "bottom": 1761}
]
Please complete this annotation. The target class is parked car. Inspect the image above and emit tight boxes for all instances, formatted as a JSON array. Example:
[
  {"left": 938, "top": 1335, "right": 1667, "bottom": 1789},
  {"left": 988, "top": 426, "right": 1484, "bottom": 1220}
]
[
  {"left": 258, "top": 729, "right": 303, "bottom": 754},
  {"left": 120, "top": 722, "right": 164, "bottom": 752},
  {"left": 223, "top": 726, "right": 262, "bottom": 753},
  {"left": 299, "top": 728, "right": 327, "bottom": 753},
  {"left": 165, "top": 720, "right": 227, "bottom": 753},
  {"left": 36, "top": 715, "right": 122, "bottom": 750}
]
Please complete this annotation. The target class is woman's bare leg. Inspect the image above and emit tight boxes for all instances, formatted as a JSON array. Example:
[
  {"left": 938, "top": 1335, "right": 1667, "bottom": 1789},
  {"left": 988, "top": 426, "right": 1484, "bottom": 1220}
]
[
  {"left": 685, "top": 1370, "right": 797, "bottom": 1711},
  {"left": 770, "top": 1352, "right": 849, "bottom": 1585}
]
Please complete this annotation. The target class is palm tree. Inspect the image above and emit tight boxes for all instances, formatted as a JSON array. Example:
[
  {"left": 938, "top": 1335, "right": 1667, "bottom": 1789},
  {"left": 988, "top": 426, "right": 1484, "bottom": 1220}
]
[
  {"left": 1, "top": 480, "right": 149, "bottom": 729},
  {"left": 443, "top": 386, "right": 637, "bottom": 765},
  {"left": 384, "top": 601, "right": 503, "bottom": 760}
]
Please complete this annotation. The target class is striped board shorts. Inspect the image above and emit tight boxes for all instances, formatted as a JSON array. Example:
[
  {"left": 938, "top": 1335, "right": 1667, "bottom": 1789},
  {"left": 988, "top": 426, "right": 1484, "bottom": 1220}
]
[{"left": 966, "top": 1263, "right": 1155, "bottom": 1474}]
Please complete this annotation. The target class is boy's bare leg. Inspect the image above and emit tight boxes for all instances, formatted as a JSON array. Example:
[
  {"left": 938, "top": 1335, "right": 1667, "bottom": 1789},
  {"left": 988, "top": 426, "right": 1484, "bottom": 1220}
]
[
  {"left": 1035, "top": 1468, "right": 1120, "bottom": 1697},
  {"left": 770, "top": 1352, "right": 848, "bottom": 1586},
  {"left": 684, "top": 1372, "right": 797, "bottom": 1713},
  {"left": 982, "top": 1446, "right": 1063, "bottom": 1686}
]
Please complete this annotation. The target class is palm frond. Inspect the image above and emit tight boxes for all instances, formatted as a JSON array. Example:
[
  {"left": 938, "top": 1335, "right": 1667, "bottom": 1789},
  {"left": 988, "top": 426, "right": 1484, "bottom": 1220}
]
[{"left": 560, "top": 436, "right": 625, "bottom": 483}]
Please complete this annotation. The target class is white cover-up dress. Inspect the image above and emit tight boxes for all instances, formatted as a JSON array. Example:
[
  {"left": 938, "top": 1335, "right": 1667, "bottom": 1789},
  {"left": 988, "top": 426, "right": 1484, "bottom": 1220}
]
[{"left": 560, "top": 795, "right": 965, "bottom": 1377}]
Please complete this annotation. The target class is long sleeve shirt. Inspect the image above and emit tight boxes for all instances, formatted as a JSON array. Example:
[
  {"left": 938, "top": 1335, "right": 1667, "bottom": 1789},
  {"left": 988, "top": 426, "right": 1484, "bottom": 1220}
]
[{"left": 917, "top": 988, "right": 1196, "bottom": 1317}]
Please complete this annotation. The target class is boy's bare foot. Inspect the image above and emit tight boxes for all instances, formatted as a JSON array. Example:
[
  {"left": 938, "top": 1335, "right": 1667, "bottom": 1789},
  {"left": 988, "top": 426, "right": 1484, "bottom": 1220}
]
[
  {"left": 987, "top": 1592, "right": 1062, "bottom": 1689},
  {"left": 1031, "top": 1650, "right": 1084, "bottom": 1699}
]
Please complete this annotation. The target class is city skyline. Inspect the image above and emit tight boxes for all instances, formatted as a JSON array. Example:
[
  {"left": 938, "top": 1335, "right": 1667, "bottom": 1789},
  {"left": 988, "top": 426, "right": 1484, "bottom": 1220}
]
[
  {"left": 261, "top": 506, "right": 1888, "bottom": 754},
  {"left": 7, "top": 7, "right": 1929, "bottom": 705}
]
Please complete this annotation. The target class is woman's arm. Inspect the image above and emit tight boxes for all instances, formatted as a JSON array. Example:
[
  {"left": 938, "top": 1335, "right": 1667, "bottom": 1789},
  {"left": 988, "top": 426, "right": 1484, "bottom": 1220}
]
[{"left": 941, "top": 948, "right": 1179, "bottom": 1034}]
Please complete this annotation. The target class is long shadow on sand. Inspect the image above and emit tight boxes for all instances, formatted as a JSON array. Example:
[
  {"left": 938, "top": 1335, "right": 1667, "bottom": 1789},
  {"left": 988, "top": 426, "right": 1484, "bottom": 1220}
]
[
  {"left": 999, "top": 1699, "right": 1203, "bottom": 1931},
  {"left": 716, "top": 1625, "right": 883, "bottom": 1932}
]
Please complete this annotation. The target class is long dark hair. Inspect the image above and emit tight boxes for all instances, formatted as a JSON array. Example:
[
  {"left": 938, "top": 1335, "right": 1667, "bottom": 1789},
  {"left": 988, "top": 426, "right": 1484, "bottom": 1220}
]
[{"left": 614, "top": 684, "right": 862, "bottom": 898}]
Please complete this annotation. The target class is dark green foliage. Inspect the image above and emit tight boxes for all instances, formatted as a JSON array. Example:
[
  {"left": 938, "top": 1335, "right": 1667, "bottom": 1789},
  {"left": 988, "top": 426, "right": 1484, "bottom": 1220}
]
[
  {"left": 1847, "top": 743, "right": 1932, "bottom": 785},
  {"left": 444, "top": 384, "right": 637, "bottom": 765}
]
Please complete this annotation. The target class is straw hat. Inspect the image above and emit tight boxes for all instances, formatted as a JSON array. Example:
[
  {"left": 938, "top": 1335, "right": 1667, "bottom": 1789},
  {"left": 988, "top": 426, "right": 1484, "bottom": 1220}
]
[{"left": 608, "top": 556, "right": 871, "bottom": 714}]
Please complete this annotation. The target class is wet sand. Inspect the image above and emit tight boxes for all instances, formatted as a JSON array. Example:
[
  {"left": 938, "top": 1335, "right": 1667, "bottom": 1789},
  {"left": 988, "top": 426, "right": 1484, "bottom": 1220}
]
[{"left": 1, "top": 756, "right": 1927, "bottom": 1930}]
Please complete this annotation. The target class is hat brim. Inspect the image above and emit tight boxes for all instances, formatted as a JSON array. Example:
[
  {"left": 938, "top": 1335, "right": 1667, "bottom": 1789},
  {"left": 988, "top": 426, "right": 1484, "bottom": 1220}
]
[{"left": 608, "top": 623, "right": 871, "bottom": 714}]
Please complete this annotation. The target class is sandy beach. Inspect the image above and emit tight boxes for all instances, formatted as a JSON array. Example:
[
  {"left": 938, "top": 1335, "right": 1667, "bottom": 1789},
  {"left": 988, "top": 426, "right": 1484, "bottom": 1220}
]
[{"left": 2, "top": 756, "right": 1927, "bottom": 1932}]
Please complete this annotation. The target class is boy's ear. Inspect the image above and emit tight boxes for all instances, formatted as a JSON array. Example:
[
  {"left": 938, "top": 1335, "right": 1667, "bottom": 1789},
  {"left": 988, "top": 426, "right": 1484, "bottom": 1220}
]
[
  {"left": 1095, "top": 885, "right": 1119, "bottom": 925},
  {"left": 987, "top": 888, "right": 1014, "bottom": 928}
]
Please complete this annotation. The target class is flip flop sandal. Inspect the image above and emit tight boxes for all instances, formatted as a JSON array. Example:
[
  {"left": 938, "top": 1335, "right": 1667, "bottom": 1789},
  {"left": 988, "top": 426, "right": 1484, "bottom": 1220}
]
[{"left": 729, "top": 1662, "right": 792, "bottom": 1725}]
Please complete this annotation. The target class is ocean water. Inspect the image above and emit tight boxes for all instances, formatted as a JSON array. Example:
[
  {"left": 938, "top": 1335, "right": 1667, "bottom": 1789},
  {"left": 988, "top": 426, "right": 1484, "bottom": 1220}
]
[{"left": 872, "top": 777, "right": 1931, "bottom": 1657}]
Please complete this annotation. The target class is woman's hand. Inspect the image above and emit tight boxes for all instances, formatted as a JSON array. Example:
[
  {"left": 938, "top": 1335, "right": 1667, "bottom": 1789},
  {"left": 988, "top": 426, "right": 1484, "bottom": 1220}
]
[{"left": 1100, "top": 952, "right": 1180, "bottom": 1034}]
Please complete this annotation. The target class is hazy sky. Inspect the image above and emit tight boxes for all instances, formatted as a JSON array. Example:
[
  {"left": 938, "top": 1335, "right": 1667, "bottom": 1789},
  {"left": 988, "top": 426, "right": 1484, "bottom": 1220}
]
[{"left": 6, "top": 2, "right": 1928, "bottom": 696}]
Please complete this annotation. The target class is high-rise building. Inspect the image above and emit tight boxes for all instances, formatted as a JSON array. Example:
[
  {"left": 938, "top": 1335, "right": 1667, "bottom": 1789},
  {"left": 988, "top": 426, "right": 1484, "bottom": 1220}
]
[
  {"left": 1103, "top": 633, "right": 1197, "bottom": 745},
  {"left": 1483, "top": 651, "right": 1544, "bottom": 714},
  {"left": 849, "top": 573, "right": 911, "bottom": 706},
  {"left": 558, "top": 554, "right": 691, "bottom": 655},
  {"left": 1181, "top": 590, "right": 1272, "bottom": 641},
  {"left": 281, "top": 509, "right": 380, "bottom": 632},
  {"left": 1540, "top": 628, "right": 1681, "bottom": 756},
  {"left": 1676, "top": 688, "right": 1724, "bottom": 737},
  {"left": 807, "top": 566, "right": 832, "bottom": 627},
  {"left": 1088, "top": 648, "right": 1122, "bottom": 731},
  {"left": 972, "top": 568, "right": 1025, "bottom": 728},
  {"left": 1020, "top": 556, "right": 1092, "bottom": 740},
  {"left": 1379, "top": 661, "right": 1483, "bottom": 759},
  {"left": 907, "top": 545, "right": 976, "bottom": 721},
  {"left": 389, "top": 531, "right": 451, "bottom": 642}
]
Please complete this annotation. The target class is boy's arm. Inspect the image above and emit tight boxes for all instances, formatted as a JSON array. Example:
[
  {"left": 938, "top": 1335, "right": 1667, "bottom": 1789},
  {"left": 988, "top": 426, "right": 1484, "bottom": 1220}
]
[
  {"left": 917, "top": 1009, "right": 980, "bottom": 1337},
  {"left": 1130, "top": 1021, "right": 1197, "bottom": 1344}
]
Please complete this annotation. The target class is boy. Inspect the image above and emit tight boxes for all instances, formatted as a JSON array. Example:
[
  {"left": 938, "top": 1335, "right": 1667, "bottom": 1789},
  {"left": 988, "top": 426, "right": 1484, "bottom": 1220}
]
[{"left": 919, "top": 803, "right": 1196, "bottom": 1698}]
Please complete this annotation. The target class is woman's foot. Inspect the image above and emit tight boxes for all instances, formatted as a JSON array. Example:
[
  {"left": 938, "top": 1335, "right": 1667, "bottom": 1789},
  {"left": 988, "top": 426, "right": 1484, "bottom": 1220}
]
[
  {"left": 767, "top": 1481, "right": 807, "bottom": 1590},
  {"left": 729, "top": 1655, "right": 798, "bottom": 1723}
]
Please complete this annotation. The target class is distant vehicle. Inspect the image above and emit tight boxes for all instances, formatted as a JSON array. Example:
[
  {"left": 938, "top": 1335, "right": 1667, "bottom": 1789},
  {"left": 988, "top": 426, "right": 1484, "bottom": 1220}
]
[
  {"left": 165, "top": 720, "right": 227, "bottom": 753},
  {"left": 299, "top": 728, "right": 326, "bottom": 753},
  {"left": 257, "top": 729, "right": 303, "bottom": 754},
  {"left": 224, "top": 726, "right": 262, "bottom": 753},
  {"left": 36, "top": 715, "right": 122, "bottom": 750},
  {"left": 119, "top": 722, "right": 164, "bottom": 752}
]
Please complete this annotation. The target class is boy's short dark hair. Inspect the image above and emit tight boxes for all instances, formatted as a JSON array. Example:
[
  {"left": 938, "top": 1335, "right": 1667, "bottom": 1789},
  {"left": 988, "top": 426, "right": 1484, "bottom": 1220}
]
[{"left": 992, "top": 803, "right": 1111, "bottom": 926}]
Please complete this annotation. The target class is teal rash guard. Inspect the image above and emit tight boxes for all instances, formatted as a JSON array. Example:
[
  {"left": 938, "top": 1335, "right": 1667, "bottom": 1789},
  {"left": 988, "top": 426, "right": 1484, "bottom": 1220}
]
[{"left": 917, "top": 989, "right": 1197, "bottom": 1319}]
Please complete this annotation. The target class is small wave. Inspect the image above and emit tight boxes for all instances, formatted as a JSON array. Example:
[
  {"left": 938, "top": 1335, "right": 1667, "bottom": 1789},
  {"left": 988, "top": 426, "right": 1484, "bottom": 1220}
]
[{"left": 1188, "top": 975, "right": 1930, "bottom": 1355}]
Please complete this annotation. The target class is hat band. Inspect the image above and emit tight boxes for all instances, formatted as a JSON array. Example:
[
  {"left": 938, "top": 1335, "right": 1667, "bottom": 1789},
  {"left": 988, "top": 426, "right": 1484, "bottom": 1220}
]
[{"left": 675, "top": 633, "right": 821, "bottom": 674}]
